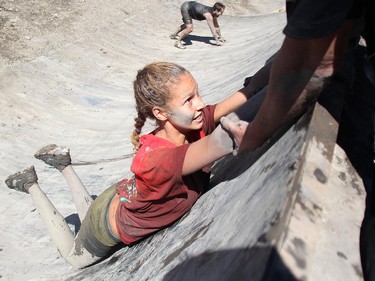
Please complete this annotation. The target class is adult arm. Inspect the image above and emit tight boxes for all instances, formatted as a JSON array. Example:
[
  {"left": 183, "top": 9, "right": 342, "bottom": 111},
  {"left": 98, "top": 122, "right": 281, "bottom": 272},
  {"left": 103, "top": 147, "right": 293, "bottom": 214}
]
[
  {"left": 222, "top": 21, "right": 352, "bottom": 151},
  {"left": 204, "top": 13, "right": 222, "bottom": 45},
  {"left": 213, "top": 17, "right": 225, "bottom": 42}
]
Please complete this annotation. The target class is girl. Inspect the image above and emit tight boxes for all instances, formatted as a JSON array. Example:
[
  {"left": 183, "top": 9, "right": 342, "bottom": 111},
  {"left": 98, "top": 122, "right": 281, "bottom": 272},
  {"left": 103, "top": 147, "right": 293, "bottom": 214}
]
[{"left": 5, "top": 62, "right": 249, "bottom": 268}]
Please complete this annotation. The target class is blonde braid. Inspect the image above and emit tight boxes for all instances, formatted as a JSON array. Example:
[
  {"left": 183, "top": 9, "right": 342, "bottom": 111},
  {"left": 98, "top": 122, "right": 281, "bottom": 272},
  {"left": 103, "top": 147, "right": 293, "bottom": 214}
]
[{"left": 130, "top": 112, "right": 146, "bottom": 152}]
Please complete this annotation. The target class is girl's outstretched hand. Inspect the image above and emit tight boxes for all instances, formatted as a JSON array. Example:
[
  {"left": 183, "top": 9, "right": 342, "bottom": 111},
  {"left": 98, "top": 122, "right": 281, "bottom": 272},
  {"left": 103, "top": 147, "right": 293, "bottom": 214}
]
[{"left": 220, "top": 113, "right": 249, "bottom": 155}]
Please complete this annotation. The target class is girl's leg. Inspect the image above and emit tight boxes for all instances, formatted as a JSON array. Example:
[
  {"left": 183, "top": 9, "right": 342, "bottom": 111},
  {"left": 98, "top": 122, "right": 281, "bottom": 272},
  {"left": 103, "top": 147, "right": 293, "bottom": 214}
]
[
  {"left": 29, "top": 182, "right": 101, "bottom": 268},
  {"left": 34, "top": 144, "right": 93, "bottom": 220},
  {"left": 5, "top": 166, "right": 101, "bottom": 268},
  {"left": 61, "top": 165, "right": 93, "bottom": 220}
]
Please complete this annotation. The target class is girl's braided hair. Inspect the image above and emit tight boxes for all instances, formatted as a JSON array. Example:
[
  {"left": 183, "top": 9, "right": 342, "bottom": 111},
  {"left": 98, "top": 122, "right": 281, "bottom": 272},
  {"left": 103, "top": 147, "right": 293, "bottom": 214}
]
[{"left": 131, "top": 62, "right": 190, "bottom": 152}]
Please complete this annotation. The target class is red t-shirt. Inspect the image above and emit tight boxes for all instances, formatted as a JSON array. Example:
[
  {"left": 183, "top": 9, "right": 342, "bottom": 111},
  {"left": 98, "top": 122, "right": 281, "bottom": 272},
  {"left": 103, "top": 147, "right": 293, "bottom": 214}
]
[{"left": 115, "top": 105, "right": 217, "bottom": 244}]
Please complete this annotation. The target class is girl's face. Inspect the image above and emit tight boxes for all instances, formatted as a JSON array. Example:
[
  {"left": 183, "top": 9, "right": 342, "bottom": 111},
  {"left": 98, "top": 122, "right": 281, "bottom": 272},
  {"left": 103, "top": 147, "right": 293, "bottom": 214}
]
[{"left": 165, "top": 73, "right": 205, "bottom": 132}]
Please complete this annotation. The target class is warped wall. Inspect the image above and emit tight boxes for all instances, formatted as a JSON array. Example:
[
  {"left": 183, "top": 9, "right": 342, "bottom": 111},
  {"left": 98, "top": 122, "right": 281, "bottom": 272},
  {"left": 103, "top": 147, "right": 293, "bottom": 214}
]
[{"left": 0, "top": 1, "right": 366, "bottom": 280}]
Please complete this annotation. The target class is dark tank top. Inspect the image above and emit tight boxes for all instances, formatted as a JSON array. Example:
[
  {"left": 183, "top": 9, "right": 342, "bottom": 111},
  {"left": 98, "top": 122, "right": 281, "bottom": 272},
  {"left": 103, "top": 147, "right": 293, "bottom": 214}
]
[{"left": 188, "top": 1, "right": 213, "bottom": 20}]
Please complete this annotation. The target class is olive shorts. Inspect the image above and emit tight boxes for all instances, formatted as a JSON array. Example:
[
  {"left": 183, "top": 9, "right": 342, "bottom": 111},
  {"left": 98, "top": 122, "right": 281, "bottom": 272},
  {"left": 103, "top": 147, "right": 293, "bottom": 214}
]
[{"left": 76, "top": 184, "right": 121, "bottom": 257}]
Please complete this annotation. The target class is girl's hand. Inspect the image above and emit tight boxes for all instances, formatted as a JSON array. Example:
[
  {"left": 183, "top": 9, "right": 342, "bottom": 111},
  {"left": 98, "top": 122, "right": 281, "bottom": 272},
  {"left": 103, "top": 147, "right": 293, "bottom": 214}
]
[{"left": 220, "top": 113, "right": 248, "bottom": 155}]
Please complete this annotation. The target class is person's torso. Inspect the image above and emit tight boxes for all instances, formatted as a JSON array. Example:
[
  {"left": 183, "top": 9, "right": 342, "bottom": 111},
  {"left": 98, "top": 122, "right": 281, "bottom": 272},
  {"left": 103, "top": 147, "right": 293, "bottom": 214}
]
[
  {"left": 188, "top": 1, "right": 213, "bottom": 21},
  {"left": 115, "top": 105, "right": 217, "bottom": 244}
]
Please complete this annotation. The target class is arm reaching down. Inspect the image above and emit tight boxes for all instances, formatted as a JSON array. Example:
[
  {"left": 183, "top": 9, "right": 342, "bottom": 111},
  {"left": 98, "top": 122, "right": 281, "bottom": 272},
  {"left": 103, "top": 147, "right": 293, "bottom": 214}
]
[
  {"left": 221, "top": 21, "right": 353, "bottom": 152},
  {"left": 213, "top": 17, "right": 225, "bottom": 42},
  {"left": 204, "top": 13, "right": 223, "bottom": 46}
]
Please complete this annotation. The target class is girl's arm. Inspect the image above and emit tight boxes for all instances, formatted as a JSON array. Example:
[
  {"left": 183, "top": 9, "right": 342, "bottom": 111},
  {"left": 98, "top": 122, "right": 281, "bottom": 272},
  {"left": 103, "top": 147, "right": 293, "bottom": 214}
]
[
  {"left": 182, "top": 59, "right": 275, "bottom": 175},
  {"left": 213, "top": 89, "right": 249, "bottom": 123},
  {"left": 182, "top": 116, "right": 248, "bottom": 175},
  {"left": 213, "top": 60, "right": 273, "bottom": 123}
]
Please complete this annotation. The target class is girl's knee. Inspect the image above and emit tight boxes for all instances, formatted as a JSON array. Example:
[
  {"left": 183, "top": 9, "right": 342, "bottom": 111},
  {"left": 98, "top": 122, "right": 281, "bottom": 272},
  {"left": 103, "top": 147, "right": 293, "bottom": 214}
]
[{"left": 66, "top": 243, "right": 102, "bottom": 268}]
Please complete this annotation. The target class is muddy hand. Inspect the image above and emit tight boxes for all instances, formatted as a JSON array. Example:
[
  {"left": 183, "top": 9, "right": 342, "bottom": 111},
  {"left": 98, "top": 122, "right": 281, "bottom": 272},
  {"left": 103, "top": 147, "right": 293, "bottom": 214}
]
[{"left": 220, "top": 113, "right": 248, "bottom": 155}]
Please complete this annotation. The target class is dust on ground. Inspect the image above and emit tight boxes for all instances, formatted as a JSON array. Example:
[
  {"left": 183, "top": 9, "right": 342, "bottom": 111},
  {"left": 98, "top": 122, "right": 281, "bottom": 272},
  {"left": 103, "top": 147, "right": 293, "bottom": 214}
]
[
  {"left": 0, "top": 0, "right": 86, "bottom": 71},
  {"left": 0, "top": 0, "right": 284, "bottom": 73},
  {"left": 0, "top": 0, "right": 168, "bottom": 72}
]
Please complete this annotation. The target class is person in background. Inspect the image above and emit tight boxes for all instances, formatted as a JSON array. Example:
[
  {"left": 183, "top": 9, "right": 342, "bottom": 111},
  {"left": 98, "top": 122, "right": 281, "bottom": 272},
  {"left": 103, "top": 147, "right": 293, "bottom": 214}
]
[{"left": 170, "top": 1, "right": 226, "bottom": 49}]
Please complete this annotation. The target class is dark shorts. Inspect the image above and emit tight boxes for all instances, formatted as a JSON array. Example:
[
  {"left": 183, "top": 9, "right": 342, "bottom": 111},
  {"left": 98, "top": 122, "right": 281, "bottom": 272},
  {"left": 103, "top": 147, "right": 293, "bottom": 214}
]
[
  {"left": 75, "top": 184, "right": 121, "bottom": 257},
  {"left": 181, "top": 2, "right": 193, "bottom": 25}
]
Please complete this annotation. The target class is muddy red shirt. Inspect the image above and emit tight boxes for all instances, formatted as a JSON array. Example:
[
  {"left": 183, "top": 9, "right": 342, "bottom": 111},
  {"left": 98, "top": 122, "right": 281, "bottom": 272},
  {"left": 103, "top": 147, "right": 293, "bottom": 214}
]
[{"left": 116, "top": 104, "right": 217, "bottom": 244}]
